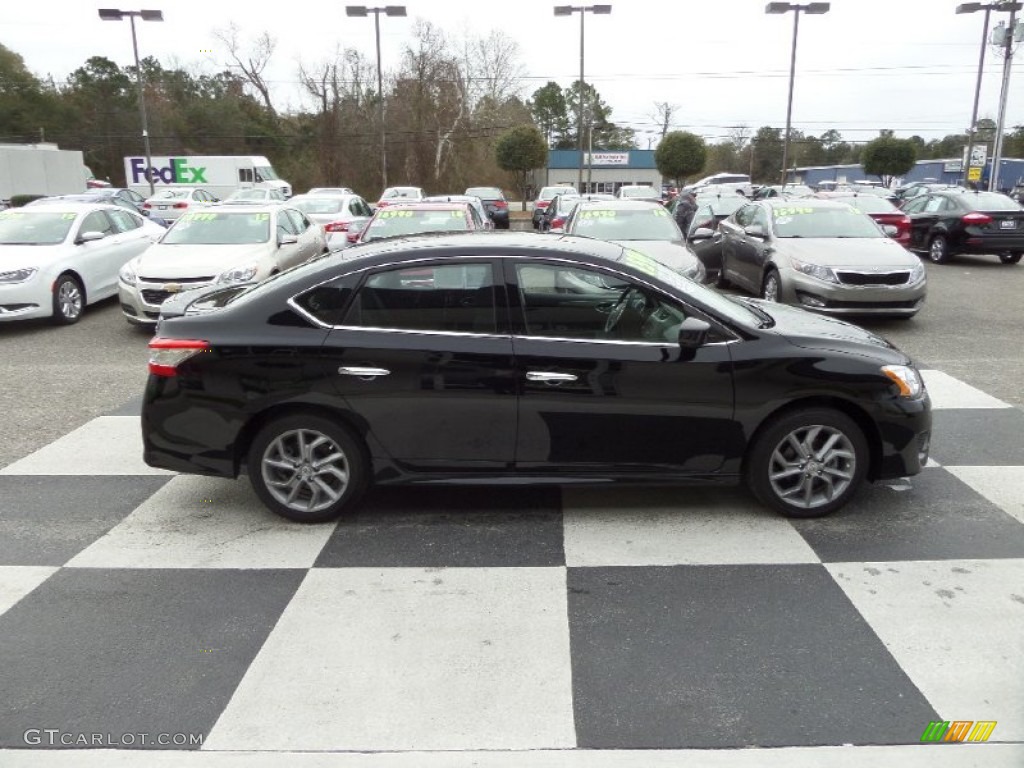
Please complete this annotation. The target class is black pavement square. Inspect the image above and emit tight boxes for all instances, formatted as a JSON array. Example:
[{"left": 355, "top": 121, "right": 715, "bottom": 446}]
[
  {"left": 0, "top": 568, "right": 305, "bottom": 749},
  {"left": 793, "top": 468, "right": 1024, "bottom": 562},
  {"left": 106, "top": 397, "right": 143, "bottom": 417},
  {"left": 567, "top": 564, "right": 938, "bottom": 749},
  {"left": 0, "top": 476, "right": 171, "bottom": 566},
  {"left": 928, "top": 408, "right": 1024, "bottom": 466},
  {"left": 315, "top": 485, "right": 564, "bottom": 567}
]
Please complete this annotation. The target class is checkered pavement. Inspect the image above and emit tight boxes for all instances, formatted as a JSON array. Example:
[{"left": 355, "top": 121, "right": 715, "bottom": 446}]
[{"left": 0, "top": 368, "right": 1022, "bottom": 767}]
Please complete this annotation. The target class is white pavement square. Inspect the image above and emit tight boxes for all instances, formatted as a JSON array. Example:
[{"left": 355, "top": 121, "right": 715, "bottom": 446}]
[
  {"left": 946, "top": 466, "right": 1024, "bottom": 525},
  {"left": 0, "top": 416, "right": 173, "bottom": 476},
  {"left": 828, "top": 558, "right": 1024, "bottom": 742},
  {"left": 0, "top": 566, "right": 57, "bottom": 619},
  {"left": 204, "top": 567, "right": 576, "bottom": 752},
  {"left": 562, "top": 487, "right": 820, "bottom": 567},
  {"left": 920, "top": 370, "right": 1012, "bottom": 410},
  {"left": 65, "top": 476, "right": 338, "bottom": 569}
]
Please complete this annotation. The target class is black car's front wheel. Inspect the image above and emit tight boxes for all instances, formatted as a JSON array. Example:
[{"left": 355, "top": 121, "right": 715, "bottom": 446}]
[
  {"left": 247, "top": 413, "right": 369, "bottom": 523},
  {"left": 746, "top": 408, "right": 868, "bottom": 518},
  {"left": 998, "top": 251, "right": 1022, "bottom": 265},
  {"left": 928, "top": 235, "right": 951, "bottom": 264}
]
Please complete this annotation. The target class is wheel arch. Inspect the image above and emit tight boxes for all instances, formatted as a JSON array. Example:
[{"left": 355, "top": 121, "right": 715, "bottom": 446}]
[
  {"left": 55, "top": 269, "right": 88, "bottom": 305},
  {"left": 742, "top": 395, "right": 883, "bottom": 481},
  {"left": 232, "top": 402, "right": 371, "bottom": 476}
]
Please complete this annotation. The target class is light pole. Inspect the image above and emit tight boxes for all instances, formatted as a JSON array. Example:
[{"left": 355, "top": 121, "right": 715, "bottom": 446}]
[
  {"left": 956, "top": 2, "right": 1022, "bottom": 189},
  {"left": 765, "top": 2, "right": 830, "bottom": 187},
  {"left": 554, "top": 5, "right": 611, "bottom": 191},
  {"left": 99, "top": 8, "right": 163, "bottom": 196},
  {"left": 989, "top": 4, "right": 1022, "bottom": 192},
  {"left": 346, "top": 5, "right": 407, "bottom": 191}
]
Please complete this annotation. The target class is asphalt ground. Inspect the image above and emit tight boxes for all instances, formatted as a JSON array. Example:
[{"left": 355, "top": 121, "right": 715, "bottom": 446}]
[{"left": 0, "top": 238, "right": 1020, "bottom": 470}]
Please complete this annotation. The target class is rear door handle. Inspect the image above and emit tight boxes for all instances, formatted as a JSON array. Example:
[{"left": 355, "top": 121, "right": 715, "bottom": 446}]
[
  {"left": 338, "top": 366, "right": 390, "bottom": 380},
  {"left": 526, "top": 371, "right": 578, "bottom": 383}
]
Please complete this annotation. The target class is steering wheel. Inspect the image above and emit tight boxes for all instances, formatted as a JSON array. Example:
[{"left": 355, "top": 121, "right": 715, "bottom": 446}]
[{"left": 605, "top": 288, "right": 644, "bottom": 335}]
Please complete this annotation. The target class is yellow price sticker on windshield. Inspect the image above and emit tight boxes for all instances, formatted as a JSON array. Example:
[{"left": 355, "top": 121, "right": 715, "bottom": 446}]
[
  {"left": 774, "top": 207, "right": 814, "bottom": 216},
  {"left": 581, "top": 210, "right": 616, "bottom": 219},
  {"left": 0, "top": 212, "right": 23, "bottom": 219},
  {"left": 378, "top": 210, "right": 413, "bottom": 219},
  {"left": 622, "top": 248, "right": 659, "bottom": 274},
  {"left": 61, "top": 213, "right": 77, "bottom": 220},
  {"left": 182, "top": 212, "right": 217, "bottom": 222},
  {"left": 451, "top": 210, "right": 464, "bottom": 217},
  {"left": 254, "top": 213, "right": 269, "bottom": 221},
  {"left": 651, "top": 208, "right": 668, "bottom": 216}
]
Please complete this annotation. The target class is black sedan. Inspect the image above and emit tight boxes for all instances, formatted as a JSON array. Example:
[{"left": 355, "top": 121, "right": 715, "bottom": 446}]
[
  {"left": 144, "top": 233, "right": 931, "bottom": 523},
  {"left": 902, "top": 190, "right": 1024, "bottom": 264},
  {"left": 464, "top": 187, "right": 509, "bottom": 229}
]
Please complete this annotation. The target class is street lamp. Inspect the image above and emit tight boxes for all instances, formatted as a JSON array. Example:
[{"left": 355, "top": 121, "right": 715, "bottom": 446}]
[
  {"left": 956, "top": 2, "right": 1021, "bottom": 189},
  {"left": 99, "top": 8, "right": 163, "bottom": 195},
  {"left": 765, "top": 2, "right": 830, "bottom": 187},
  {"left": 554, "top": 4, "right": 611, "bottom": 192},
  {"left": 346, "top": 5, "right": 407, "bottom": 190}
]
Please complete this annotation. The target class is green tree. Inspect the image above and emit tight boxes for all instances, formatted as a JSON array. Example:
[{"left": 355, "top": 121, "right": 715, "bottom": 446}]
[
  {"left": 496, "top": 125, "right": 548, "bottom": 202},
  {"left": 655, "top": 131, "right": 706, "bottom": 184},
  {"left": 862, "top": 136, "right": 918, "bottom": 186},
  {"left": 528, "top": 82, "right": 569, "bottom": 148},
  {"left": 750, "top": 126, "right": 783, "bottom": 183}
]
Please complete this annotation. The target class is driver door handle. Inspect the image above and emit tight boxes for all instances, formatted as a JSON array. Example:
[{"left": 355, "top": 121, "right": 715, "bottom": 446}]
[
  {"left": 338, "top": 366, "right": 390, "bottom": 380},
  {"left": 526, "top": 371, "right": 578, "bottom": 383}
]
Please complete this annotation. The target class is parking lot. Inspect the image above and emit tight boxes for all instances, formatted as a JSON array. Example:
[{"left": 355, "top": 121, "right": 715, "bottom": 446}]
[{"left": 1, "top": 248, "right": 1023, "bottom": 764}]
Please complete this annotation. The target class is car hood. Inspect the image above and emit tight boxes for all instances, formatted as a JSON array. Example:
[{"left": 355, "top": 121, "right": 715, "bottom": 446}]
[
  {"left": 134, "top": 243, "right": 271, "bottom": 278},
  {"left": 773, "top": 237, "right": 917, "bottom": 267},
  {"left": 611, "top": 239, "right": 700, "bottom": 272},
  {"left": 0, "top": 244, "right": 67, "bottom": 270},
  {"left": 750, "top": 299, "right": 909, "bottom": 363}
]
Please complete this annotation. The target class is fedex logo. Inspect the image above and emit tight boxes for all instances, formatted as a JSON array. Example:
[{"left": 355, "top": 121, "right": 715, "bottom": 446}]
[{"left": 129, "top": 158, "right": 207, "bottom": 185}]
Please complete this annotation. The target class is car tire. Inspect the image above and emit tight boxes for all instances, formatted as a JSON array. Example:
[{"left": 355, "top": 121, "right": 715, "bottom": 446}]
[
  {"left": 998, "top": 251, "right": 1022, "bottom": 265},
  {"left": 746, "top": 407, "right": 868, "bottom": 518},
  {"left": 51, "top": 273, "right": 84, "bottom": 325},
  {"left": 761, "top": 269, "right": 782, "bottom": 302},
  {"left": 928, "top": 235, "right": 951, "bottom": 264},
  {"left": 247, "top": 413, "right": 369, "bottom": 523}
]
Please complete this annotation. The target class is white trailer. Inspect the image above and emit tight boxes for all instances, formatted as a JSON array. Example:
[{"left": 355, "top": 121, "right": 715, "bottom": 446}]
[
  {"left": 124, "top": 155, "right": 292, "bottom": 199},
  {"left": 0, "top": 143, "right": 91, "bottom": 201}
]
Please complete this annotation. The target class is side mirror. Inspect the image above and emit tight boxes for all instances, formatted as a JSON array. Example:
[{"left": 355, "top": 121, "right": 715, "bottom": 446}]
[
  {"left": 743, "top": 224, "right": 767, "bottom": 239},
  {"left": 690, "top": 227, "right": 715, "bottom": 241},
  {"left": 882, "top": 224, "right": 898, "bottom": 237},
  {"left": 678, "top": 317, "right": 710, "bottom": 349},
  {"left": 76, "top": 230, "right": 106, "bottom": 244},
  {"left": 278, "top": 234, "right": 299, "bottom": 247}
]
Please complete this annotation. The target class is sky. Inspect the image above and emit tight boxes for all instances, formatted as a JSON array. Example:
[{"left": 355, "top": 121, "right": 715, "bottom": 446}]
[{"left": 3, "top": 0, "right": 1023, "bottom": 147}]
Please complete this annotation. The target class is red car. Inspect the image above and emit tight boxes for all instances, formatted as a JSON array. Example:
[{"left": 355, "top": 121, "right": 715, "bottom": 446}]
[
  {"left": 827, "top": 194, "right": 911, "bottom": 246},
  {"left": 349, "top": 202, "right": 486, "bottom": 244}
]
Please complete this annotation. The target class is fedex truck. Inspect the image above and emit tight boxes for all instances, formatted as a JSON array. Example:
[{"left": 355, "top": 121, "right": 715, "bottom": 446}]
[{"left": 124, "top": 155, "right": 292, "bottom": 199}]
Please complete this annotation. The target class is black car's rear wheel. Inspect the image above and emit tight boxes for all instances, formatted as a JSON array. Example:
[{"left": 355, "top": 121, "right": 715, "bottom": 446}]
[
  {"left": 998, "top": 251, "right": 1022, "bottom": 265},
  {"left": 746, "top": 408, "right": 868, "bottom": 518},
  {"left": 248, "top": 413, "right": 368, "bottom": 523},
  {"left": 928, "top": 235, "right": 951, "bottom": 264}
]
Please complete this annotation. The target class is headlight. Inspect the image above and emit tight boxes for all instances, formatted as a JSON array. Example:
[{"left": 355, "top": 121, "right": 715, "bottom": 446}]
[
  {"left": 0, "top": 267, "right": 37, "bottom": 284},
  {"left": 215, "top": 264, "right": 259, "bottom": 284},
  {"left": 791, "top": 258, "right": 840, "bottom": 284},
  {"left": 882, "top": 364, "right": 924, "bottom": 398},
  {"left": 908, "top": 261, "right": 926, "bottom": 284},
  {"left": 119, "top": 263, "right": 136, "bottom": 286}
]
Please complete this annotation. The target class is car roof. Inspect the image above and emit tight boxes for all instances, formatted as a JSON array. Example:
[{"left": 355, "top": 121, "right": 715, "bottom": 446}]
[
  {"left": 15, "top": 201, "right": 130, "bottom": 213},
  {"left": 204, "top": 204, "right": 286, "bottom": 213},
  {"left": 374, "top": 201, "right": 471, "bottom": 211},
  {"left": 763, "top": 198, "right": 853, "bottom": 210}
]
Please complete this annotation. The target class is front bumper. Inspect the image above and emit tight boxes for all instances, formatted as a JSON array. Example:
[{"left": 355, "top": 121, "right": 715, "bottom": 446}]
[
  {"left": 0, "top": 278, "right": 53, "bottom": 322},
  {"left": 119, "top": 277, "right": 214, "bottom": 326},
  {"left": 781, "top": 267, "right": 927, "bottom": 316},
  {"left": 873, "top": 391, "right": 931, "bottom": 480}
]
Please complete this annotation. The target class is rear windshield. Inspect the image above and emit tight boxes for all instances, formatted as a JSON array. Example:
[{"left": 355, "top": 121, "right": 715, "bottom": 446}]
[
  {"left": 833, "top": 196, "right": 897, "bottom": 214},
  {"left": 539, "top": 187, "right": 573, "bottom": 199},
  {"left": 150, "top": 189, "right": 190, "bottom": 199},
  {"left": 965, "top": 193, "right": 1022, "bottom": 211},
  {"left": 465, "top": 187, "right": 503, "bottom": 199},
  {"left": 619, "top": 187, "right": 659, "bottom": 198},
  {"left": 291, "top": 197, "right": 345, "bottom": 215}
]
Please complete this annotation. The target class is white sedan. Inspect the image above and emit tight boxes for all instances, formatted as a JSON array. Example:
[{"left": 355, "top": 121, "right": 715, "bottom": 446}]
[
  {"left": 142, "top": 187, "right": 218, "bottom": 221},
  {"left": 118, "top": 205, "right": 327, "bottom": 325},
  {"left": 0, "top": 204, "right": 165, "bottom": 325}
]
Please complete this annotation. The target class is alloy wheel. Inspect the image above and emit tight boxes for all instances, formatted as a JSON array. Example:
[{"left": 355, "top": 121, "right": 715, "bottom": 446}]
[
  {"left": 260, "top": 428, "right": 350, "bottom": 514},
  {"left": 57, "top": 279, "right": 83, "bottom": 321},
  {"left": 767, "top": 424, "right": 856, "bottom": 511}
]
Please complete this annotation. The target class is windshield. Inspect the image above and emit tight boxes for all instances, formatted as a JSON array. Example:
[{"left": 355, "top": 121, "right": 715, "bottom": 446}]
[
  {"left": 619, "top": 187, "right": 659, "bottom": 199},
  {"left": 695, "top": 195, "right": 746, "bottom": 216},
  {"left": 617, "top": 248, "right": 760, "bottom": 327},
  {"left": 255, "top": 165, "right": 279, "bottom": 181},
  {"left": 226, "top": 190, "right": 269, "bottom": 201},
  {"left": 382, "top": 187, "right": 421, "bottom": 200},
  {"left": 0, "top": 211, "right": 76, "bottom": 245},
  {"left": 291, "top": 197, "right": 345, "bottom": 214},
  {"left": 833, "top": 196, "right": 897, "bottom": 214},
  {"left": 771, "top": 205, "right": 884, "bottom": 238},
  {"left": 969, "top": 192, "right": 1023, "bottom": 211},
  {"left": 465, "top": 187, "right": 502, "bottom": 199},
  {"left": 362, "top": 209, "right": 468, "bottom": 241},
  {"left": 162, "top": 211, "right": 271, "bottom": 245},
  {"left": 571, "top": 207, "right": 682, "bottom": 240},
  {"left": 539, "top": 187, "right": 572, "bottom": 199}
]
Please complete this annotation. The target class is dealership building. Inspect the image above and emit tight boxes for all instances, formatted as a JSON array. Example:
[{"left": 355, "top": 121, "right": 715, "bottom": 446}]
[
  {"left": 787, "top": 157, "right": 1024, "bottom": 191},
  {"left": 534, "top": 149, "right": 662, "bottom": 194}
]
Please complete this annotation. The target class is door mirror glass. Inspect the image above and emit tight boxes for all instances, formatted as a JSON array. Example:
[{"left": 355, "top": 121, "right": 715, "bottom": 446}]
[
  {"left": 743, "top": 224, "right": 767, "bottom": 239},
  {"left": 690, "top": 227, "right": 715, "bottom": 241},
  {"left": 77, "top": 230, "right": 106, "bottom": 243},
  {"left": 278, "top": 233, "right": 299, "bottom": 246}
]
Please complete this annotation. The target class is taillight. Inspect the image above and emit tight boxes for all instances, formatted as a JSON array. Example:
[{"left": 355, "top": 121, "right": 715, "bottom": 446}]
[
  {"left": 377, "top": 201, "right": 389, "bottom": 208},
  {"left": 347, "top": 230, "right": 361, "bottom": 243},
  {"left": 494, "top": 200, "right": 508, "bottom": 209},
  {"left": 143, "top": 202, "right": 152, "bottom": 209},
  {"left": 324, "top": 221, "right": 350, "bottom": 233},
  {"left": 962, "top": 212, "right": 992, "bottom": 225},
  {"left": 551, "top": 217, "right": 565, "bottom": 228},
  {"left": 148, "top": 338, "right": 210, "bottom": 377},
  {"left": 173, "top": 202, "right": 188, "bottom": 209},
  {"left": 537, "top": 199, "right": 550, "bottom": 209}
]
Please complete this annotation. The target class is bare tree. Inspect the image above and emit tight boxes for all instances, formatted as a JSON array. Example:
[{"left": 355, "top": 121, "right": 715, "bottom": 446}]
[
  {"left": 214, "top": 22, "right": 277, "bottom": 117},
  {"left": 652, "top": 101, "right": 678, "bottom": 139}
]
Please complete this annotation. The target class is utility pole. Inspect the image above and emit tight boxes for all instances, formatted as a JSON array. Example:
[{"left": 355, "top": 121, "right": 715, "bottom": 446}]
[{"left": 990, "top": 4, "right": 1020, "bottom": 192}]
